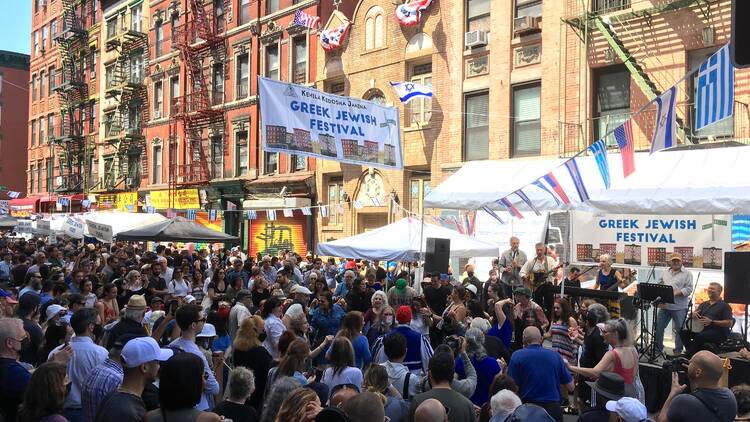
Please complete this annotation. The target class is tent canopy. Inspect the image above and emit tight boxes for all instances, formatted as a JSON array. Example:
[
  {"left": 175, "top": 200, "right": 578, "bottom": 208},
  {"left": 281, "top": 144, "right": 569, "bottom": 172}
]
[
  {"left": 425, "top": 146, "right": 750, "bottom": 215},
  {"left": 83, "top": 211, "right": 167, "bottom": 236},
  {"left": 316, "top": 217, "right": 499, "bottom": 261},
  {"left": 0, "top": 215, "right": 18, "bottom": 228},
  {"left": 116, "top": 217, "right": 240, "bottom": 243}
]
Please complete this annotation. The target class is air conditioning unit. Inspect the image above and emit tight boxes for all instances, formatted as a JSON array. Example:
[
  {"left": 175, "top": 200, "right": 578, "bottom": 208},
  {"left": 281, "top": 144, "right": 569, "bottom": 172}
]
[
  {"left": 464, "top": 30, "right": 488, "bottom": 48},
  {"left": 513, "top": 16, "right": 541, "bottom": 37}
]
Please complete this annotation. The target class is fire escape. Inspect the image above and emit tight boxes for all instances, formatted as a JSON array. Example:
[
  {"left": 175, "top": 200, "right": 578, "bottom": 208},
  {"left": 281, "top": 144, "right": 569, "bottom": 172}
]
[
  {"left": 169, "top": 0, "right": 228, "bottom": 199},
  {"left": 52, "top": 0, "right": 89, "bottom": 193},
  {"left": 103, "top": 8, "right": 150, "bottom": 191},
  {"left": 561, "top": 0, "right": 715, "bottom": 152}
]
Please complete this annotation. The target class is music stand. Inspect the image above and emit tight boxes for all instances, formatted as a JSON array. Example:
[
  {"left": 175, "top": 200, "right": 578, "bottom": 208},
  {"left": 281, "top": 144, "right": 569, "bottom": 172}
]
[{"left": 637, "top": 283, "right": 674, "bottom": 363}]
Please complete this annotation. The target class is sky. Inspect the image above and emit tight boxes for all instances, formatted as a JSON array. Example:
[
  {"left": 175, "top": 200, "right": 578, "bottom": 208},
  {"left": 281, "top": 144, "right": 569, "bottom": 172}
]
[{"left": 0, "top": 0, "right": 31, "bottom": 54}]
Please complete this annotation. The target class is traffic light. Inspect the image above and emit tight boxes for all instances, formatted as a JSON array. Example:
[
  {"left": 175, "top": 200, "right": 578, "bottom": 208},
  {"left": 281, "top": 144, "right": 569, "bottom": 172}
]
[{"left": 732, "top": 0, "right": 750, "bottom": 68}]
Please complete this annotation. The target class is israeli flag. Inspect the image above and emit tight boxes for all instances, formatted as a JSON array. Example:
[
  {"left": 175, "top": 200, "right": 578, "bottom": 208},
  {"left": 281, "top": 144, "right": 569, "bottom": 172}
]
[
  {"left": 390, "top": 81, "right": 432, "bottom": 104},
  {"left": 696, "top": 44, "right": 734, "bottom": 131}
]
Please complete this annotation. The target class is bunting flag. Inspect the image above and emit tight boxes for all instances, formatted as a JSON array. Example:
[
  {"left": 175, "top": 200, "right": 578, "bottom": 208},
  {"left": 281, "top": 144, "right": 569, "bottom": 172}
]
[
  {"left": 515, "top": 189, "right": 541, "bottom": 216},
  {"left": 320, "top": 22, "right": 350, "bottom": 52},
  {"left": 463, "top": 210, "right": 477, "bottom": 236},
  {"left": 614, "top": 120, "right": 635, "bottom": 178},
  {"left": 245, "top": 210, "right": 257, "bottom": 220},
  {"left": 696, "top": 43, "right": 734, "bottom": 131},
  {"left": 267, "top": 210, "right": 277, "bottom": 221},
  {"left": 353, "top": 200, "right": 364, "bottom": 210},
  {"left": 336, "top": 203, "right": 345, "bottom": 214},
  {"left": 450, "top": 216, "right": 466, "bottom": 234},
  {"left": 320, "top": 205, "right": 329, "bottom": 218},
  {"left": 283, "top": 209, "right": 294, "bottom": 218},
  {"left": 650, "top": 86, "right": 677, "bottom": 154},
  {"left": 292, "top": 9, "right": 320, "bottom": 29},
  {"left": 481, "top": 206, "right": 505, "bottom": 225},
  {"left": 371, "top": 196, "right": 382, "bottom": 207},
  {"left": 6, "top": 191, "right": 20, "bottom": 199},
  {"left": 390, "top": 81, "right": 433, "bottom": 104},
  {"left": 186, "top": 210, "right": 197, "bottom": 220},
  {"left": 147, "top": 207, "right": 156, "bottom": 214},
  {"left": 542, "top": 173, "right": 571, "bottom": 205},
  {"left": 500, "top": 198, "right": 524, "bottom": 219},
  {"left": 564, "top": 158, "right": 589, "bottom": 202},
  {"left": 301, "top": 207, "right": 312, "bottom": 216},
  {"left": 395, "top": 0, "right": 433, "bottom": 26},
  {"left": 532, "top": 179, "right": 561, "bottom": 206},
  {"left": 588, "top": 139, "right": 611, "bottom": 189}
]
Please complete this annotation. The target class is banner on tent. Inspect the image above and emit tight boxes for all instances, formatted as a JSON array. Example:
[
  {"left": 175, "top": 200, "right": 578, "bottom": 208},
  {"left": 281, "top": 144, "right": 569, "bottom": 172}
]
[
  {"left": 570, "top": 212, "right": 731, "bottom": 270},
  {"left": 249, "top": 211, "right": 308, "bottom": 257},
  {"left": 149, "top": 189, "right": 200, "bottom": 210},
  {"left": 259, "top": 77, "right": 403, "bottom": 169},
  {"left": 86, "top": 221, "right": 113, "bottom": 243}
]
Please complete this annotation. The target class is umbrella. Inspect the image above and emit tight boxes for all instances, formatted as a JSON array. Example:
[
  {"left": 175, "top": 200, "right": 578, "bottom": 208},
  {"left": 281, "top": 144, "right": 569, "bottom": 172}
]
[
  {"left": 0, "top": 215, "right": 19, "bottom": 228},
  {"left": 116, "top": 216, "right": 240, "bottom": 243}
]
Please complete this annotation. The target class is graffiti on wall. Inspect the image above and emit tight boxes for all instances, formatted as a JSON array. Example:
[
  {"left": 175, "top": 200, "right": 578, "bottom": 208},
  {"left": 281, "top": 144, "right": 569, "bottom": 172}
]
[{"left": 249, "top": 211, "right": 308, "bottom": 257}]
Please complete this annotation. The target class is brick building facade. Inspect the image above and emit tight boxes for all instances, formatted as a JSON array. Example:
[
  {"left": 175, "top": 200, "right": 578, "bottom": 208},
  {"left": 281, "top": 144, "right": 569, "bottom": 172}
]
[{"left": 0, "top": 51, "right": 30, "bottom": 200}]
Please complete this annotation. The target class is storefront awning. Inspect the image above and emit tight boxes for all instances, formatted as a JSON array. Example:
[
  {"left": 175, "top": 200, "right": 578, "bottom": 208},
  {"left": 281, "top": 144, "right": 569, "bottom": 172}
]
[{"left": 9, "top": 197, "right": 40, "bottom": 217}]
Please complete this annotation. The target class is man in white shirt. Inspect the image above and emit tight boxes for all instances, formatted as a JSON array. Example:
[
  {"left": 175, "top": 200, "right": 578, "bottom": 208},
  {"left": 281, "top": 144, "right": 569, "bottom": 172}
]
[
  {"left": 519, "top": 243, "right": 559, "bottom": 317},
  {"left": 655, "top": 253, "right": 693, "bottom": 356},
  {"left": 64, "top": 308, "right": 109, "bottom": 422},
  {"left": 228, "top": 290, "right": 254, "bottom": 339}
]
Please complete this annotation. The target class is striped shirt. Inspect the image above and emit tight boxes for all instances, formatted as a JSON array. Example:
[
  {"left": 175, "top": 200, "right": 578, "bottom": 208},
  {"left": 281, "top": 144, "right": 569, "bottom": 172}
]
[{"left": 81, "top": 358, "right": 123, "bottom": 422}]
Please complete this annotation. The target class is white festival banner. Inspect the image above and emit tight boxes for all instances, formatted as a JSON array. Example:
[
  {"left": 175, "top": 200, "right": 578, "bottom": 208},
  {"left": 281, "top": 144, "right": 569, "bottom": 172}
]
[
  {"left": 570, "top": 211, "right": 731, "bottom": 270},
  {"left": 86, "top": 220, "right": 113, "bottom": 243},
  {"left": 259, "top": 77, "right": 403, "bottom": 169}
]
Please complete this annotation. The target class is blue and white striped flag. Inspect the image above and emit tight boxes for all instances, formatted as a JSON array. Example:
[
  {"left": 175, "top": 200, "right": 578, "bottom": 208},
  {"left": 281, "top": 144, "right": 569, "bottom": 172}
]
[
  {"left": 650, "top": 86, "right": 677, "bottom": 154},
  {"left": 696, "top": 44, "right": 734, "bottom": 131},
  {"left": 245, "top": 210, "right": 257, "bottom": 220},
  {"left": 564, "top": 158, "right": 589, "bottom": 202},
  {"left": 481, "top": 206, "right": 505, "bottom": 224},
  {"left": 283, "top": 209, "right": 294, "bottom": 218},
  {"left": 588, "top": 139, "right": 611, "bottom": 189},
  {"left": 389, "top": 81, "right": 433, "bottom": 104},
  {"left": 267, "top": 210, "right": 277, "bottom": 221},
  {"left": 208, "top": 209, "right": 218, "bottom": 221},
  {"left": 186, "top": 210, "right": 197, "bottom": 220},
  {"left": 320, "top": 205, "right": 329, "bottom": 218},
  {"left": 515, "top": 189, "right": 541, "bottom": 216},
  {"left": 353, "top": 200, "right": 364, "bottom": 210},
  {"left": 301, "top": 207, "right": 312, "bottom": 216}
]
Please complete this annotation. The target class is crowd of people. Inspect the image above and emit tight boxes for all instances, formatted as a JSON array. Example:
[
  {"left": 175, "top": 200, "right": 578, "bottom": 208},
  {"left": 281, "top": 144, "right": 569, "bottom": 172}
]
[{"left": 0, "top": 234, "right": 747, "bottom": 422}]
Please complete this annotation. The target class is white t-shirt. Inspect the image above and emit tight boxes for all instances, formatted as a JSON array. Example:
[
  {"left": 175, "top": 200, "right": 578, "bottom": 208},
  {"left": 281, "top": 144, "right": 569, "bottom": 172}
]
[
  {"left": 321, "top": 366, "right": 363, "bottom": 392},
  {"left": 168, "top": 279, "right": 190, "bottom": 297}
]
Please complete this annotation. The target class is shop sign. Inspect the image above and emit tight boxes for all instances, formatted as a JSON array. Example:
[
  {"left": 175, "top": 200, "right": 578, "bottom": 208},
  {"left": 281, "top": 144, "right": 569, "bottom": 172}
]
[{"left": 149, "top": 189, "right": 200, "bottom": 210}]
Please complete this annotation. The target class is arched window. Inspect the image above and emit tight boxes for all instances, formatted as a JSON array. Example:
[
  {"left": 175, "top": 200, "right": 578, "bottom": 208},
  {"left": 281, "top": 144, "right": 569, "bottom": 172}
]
[
  {"left": 363, "top": 88, "right": 386, "bottom": 105},
  {"left": 365, "top": 6, "right": 385, "bottom": 51}
]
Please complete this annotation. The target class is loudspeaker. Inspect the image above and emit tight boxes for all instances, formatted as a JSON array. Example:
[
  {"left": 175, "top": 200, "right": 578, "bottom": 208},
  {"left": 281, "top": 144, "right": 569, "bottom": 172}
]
[
  {"left": 724, "top": 252, "right": 750, "bottom": 304},
  {"left": 424, "top": 237, "right": 450, "bottom": 275}
]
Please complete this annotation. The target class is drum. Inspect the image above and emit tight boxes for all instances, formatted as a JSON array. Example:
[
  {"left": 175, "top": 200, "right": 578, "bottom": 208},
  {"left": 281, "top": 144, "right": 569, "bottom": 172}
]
[{"left": 689, "top": 317, "right": 705, "bottom": 333}]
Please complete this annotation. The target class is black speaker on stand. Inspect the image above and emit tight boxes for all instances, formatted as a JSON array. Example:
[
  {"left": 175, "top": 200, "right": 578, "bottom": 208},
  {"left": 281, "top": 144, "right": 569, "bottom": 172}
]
[
  {"left": 724, "top": 251, "right": 750, "bottom": 339},
  {"left": 424, "top": 237, "right": 450, "bottom": 275}
]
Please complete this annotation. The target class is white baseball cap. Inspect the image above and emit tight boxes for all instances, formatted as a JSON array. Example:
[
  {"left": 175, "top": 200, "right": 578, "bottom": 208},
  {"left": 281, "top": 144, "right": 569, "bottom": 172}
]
[
  {"left": 466, "top": 284, "right": 478, "bottom": 296},
  {"left": 45, "top": 304, "right": 67, "bottom": 321},
  {"left": 605, "top": 397, "right": 648, "bottom": 422},
  {"left": 285, "top": 303, "right": 304, "bottom": 319},
  {"left": 197, "top": 322, "right": 217, "bottom": 338},
  {"left": 291, "top": 285, "right": 312, "bottom": 295},
  {"left": 121, "top": 337, "right": 173, "bottom": 368},
  {"left": 184, "top": 295, "right": 196, "bottom": 303}
]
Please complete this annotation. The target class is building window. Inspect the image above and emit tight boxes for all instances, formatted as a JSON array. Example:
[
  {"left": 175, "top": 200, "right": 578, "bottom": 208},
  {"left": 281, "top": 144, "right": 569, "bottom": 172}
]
[
  {"left": 292, "top": 37, "right": 307, "bottom": 84},
  {"left": 105, "top": 64, "right": 115, "bottom": 89},
  {"left": 29, "top": 164, "right": 35, "bottom": 193},
  {"left": 34, "top": 31, "right": 39, "bottom": 55},
  {"left": 37, "top": 161, "right": 43, "bottom": 193},
  {"left": 239, "top": 0, "right": 251, "bottom": 24},
  {"left": 155, "top": 21, "right": 164, "bottom": 56},
  {"left": 593, "top": 0, "right": 630, "bottom": 14},
  {"left": 107, "top": 17, "right": 118, "bottom": 39},
  {"left": 410, "top": 178, "right": 431, "bottom": 214},
  {"left": 130, "top": 52, "right": 144, "bottom": 84},
  {"left": 212, "top": 63, "right": 224, "bottom": 105},
  {"left": 39, "top": 72, "right": 46, "bottom": 99},
  {"left": 41, "top": 26, "right": 48, "bottom": 51},
  {"left": 467, "top": 0, "right": 490, "bottom": 33},
  {"left": 326, "top": 178, "right": 344, "bottom": 225},
  {"left": 131, "top": 4, "right": 143, "bottom": 32},
  {"left": 152, "top": 144, "right": 163, "bottom": 184},
  {"left": 409, "top": 63, "right": 432, "bottom": 126},
  {"left": 154, "top": 81, "right": 163, "bottom": 117},
  {"left": 326, "top": 81, "right": 345, "bottom": 96},
  {"left": 48, "top": 66, "right": 56, "bottom": 94},
  {"left": 169, "top": 76, "right": 179, "bottom": 116},
  {"left": 50, "top": 20, "right": 58, "bottom": 42},
  {"left": 236, "top": 53, "right": 249, "bottom": 99},
  {"left": 32, "top": 75, "right": 37, "bottom": 101},
  {"left": 211, "top": 136, "right": 223, "bottom": 178},
  {"left": 292, "top": 155, "right": 306, "bottom": 171},
  {"left": 46, "top": 158, "right": 54, "bottom": 192},
  {"left": 0, "top": 73, "right": 3, "bottom": 96},
  {"left": 90, "top": 49, "right": 97, "bottom": 79},
  {"left": 235, "top": 130, "right": 248, "bottom": 176},
  {"left": 365, "top": 7, "right": 384, "bottom": 50},
  {"left": 47, "top": 115, "right": 55, "bottom": 142},
  {"left": 39, "top": 115, "right": 45, "bottom": 144},
  {"left": 512, "top": 82, "right": 541, "bottom": 157},
  {"left": 89, "top": 102, "right": 96, "bottom": 133},
  {"left": 515, "top": 0, "right": 542, "bottom": 18},
  {"left": 463, "top": 91, "right": 488, "bottom": 161},
  {"left": 594, "top": 65, "right": 629, "bottom": 146},
  {"left": 363, "top": 88, "right": 386, "bottom": 105},
  {"left": 213, "top": 0, "right": 225, "bottom": 33},
  {"left": 263, "top": 151, "right": 278, "bottom": 174},
  {"left": 31, "top": 120, "right": 36, "bottom": 146},
  {"left": 267, "top": 0, "right": 279, "bottom": 14},
  {"left": 266, "top": 44, "right": 279, "bottom": 80},
  {"left": 91, "top": 0, "right": 98, "bottom": 25}
]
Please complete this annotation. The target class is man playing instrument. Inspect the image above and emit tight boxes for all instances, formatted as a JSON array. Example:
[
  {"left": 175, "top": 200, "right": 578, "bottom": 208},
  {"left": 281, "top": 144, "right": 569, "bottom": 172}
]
[
  {"left": 520, "top": 243, "right": 558, "bottom": 315},
  {"left": 654, "top": 253, "right": 693, "bottom": 356},
  {"left": 498, "top": 237, "right": 527, "bottom": 299},
  {"left": 679, "top": 282, "right": 733, "bottom": 357}
]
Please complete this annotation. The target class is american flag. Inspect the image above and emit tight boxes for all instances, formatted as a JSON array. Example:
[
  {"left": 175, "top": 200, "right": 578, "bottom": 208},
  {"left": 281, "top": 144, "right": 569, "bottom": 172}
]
[
  {"left": 532, "top": 180, "right": 561, "bottom": 206},
  {"left": 293, "top": 9, "right": 320, "bottom": 29},
  {"left": 614, "top": 120, "right": 635, "bottom": 177},
  {"left": 542, "top": 172, "right": 571, "bottom": 205},
  {"left": 696, "top": 44, "right": 734, "bottom": 131}
]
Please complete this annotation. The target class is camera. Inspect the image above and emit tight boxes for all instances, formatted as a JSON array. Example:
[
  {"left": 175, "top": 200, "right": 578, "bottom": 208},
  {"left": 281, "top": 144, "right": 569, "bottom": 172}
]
[
  {"left": 663, "top": 356, "right": 689, "bottom": 373},
  {"left": 445, "top": 335, "right": 463, "bottom": 357}
]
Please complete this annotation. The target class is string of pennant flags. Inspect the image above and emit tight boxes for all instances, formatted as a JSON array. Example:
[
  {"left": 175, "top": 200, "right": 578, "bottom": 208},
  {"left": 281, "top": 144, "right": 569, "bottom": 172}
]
[{"left": 485, "top": 43, "right": 734, "bottom": 222}]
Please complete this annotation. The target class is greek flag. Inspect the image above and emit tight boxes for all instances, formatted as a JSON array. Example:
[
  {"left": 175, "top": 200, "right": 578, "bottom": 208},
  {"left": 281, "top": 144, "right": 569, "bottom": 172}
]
[
  {"left": 588, "top": 139, "right": 611, "bottom": 189},
  {"left": 390, "top": 81, "right": 432, "bottom": 104},
  {"left": 696, "top": 44, "right": 734, "bottom": 131}
]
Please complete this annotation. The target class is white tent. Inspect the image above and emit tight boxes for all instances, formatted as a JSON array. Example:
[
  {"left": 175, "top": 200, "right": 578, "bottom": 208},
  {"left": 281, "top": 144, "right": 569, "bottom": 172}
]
[
  {"left": 425, "top": 145, "right": 750, "bottom": 215},
  {"left": 83, "top": 211, "right": 167, "bottom": 236},
  {"left": 316, "top": 217, "right": 500, "bottom": 261}
]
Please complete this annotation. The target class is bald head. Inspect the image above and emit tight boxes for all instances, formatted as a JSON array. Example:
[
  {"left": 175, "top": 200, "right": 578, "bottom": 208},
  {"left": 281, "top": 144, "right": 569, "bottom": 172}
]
[
  {"left": 415, "top": 399, "right": 446, "bottom": 422},
  {"left": 691, "top": 350, "right": 724, "bottom": 384},
  {"left": 330, "top": 386, "right": 358, "bottom": 408},
  {"left": 522, "top": 326, "right": 542, "bottom": 346}
]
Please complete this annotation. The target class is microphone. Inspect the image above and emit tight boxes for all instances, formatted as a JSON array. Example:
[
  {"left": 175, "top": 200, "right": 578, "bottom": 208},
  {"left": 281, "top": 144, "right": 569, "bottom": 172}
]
[{"left": 653, "top": 296, "right": 662, "bottom": 304}]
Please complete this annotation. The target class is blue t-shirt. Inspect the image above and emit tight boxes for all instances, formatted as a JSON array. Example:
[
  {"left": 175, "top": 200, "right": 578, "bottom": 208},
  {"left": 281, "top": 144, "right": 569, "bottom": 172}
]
[
  {"left": 327, "top": 334, "right": 372, "bottom": 369},
  {"left": 456, "top": 355, "right": 502, "bottom": 407},
  {"left": 508, "top": 344, "right": 572, "bottom": 403},
  {"left": 487, "top": 319, "right": 512, "bottom": 349}
]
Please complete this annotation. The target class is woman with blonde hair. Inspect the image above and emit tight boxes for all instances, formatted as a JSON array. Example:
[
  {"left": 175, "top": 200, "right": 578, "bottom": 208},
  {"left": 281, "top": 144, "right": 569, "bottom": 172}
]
[
  {"left": 366, "top": 305, "right": 395, "bottom": 346},
  {"left": 364, "top": 364, "right": 408, "bottom": 422},
  {"left": 274, "top": 388, "right": 322, "bottom": 422},
  {"left": 232, "top": 315, "right": 272, "bottom": 412},
  {"left": 364, "top": 290, "right": 388, "bottom": 327}
]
